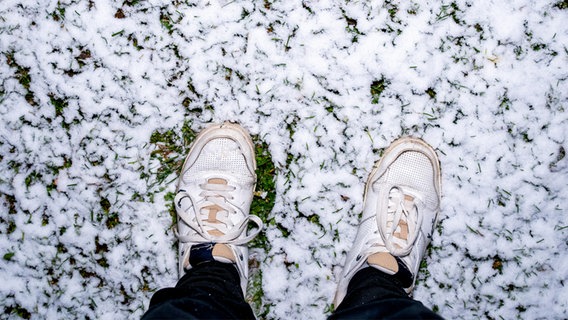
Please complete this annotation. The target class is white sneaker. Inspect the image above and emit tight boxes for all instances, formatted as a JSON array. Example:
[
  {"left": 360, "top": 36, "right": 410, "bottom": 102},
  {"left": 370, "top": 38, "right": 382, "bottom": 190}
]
[
  {"left": 174, "top": 123, "right": 263, "bottom": 294},
  {"left": 334, "top": 137, "right": 442, "bottom": 306}
]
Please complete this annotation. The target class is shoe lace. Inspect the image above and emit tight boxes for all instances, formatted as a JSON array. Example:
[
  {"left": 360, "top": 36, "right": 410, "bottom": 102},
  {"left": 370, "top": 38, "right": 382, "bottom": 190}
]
[
  {"left": 175, "top": 178, "right": 263, "bottom": 245},
  {"left": 378, "top": 185, "right": 422, "bottom": 257}
]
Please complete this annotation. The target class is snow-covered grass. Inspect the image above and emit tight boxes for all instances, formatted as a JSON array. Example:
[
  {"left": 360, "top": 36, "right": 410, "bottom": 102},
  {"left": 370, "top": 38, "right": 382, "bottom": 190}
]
[{"left": 1, "top": 0, "right": 567, "bottom": 319}]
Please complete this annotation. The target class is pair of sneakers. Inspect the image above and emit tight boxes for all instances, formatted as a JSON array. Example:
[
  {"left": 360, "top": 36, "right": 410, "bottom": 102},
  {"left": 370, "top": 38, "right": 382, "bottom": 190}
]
[{"left": 173, "top": 123, "right": 441, "bottom": 306}]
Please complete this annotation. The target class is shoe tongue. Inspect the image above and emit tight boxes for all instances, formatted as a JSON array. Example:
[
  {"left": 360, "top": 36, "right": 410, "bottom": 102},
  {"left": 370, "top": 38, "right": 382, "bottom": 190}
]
[
  {"left": 368, "top": 252, "right": 399, "bottom": 275},
  {"left": 388, "top": 190, "right": 417, "bottom": 249},
  {"left": 203, "top": 204, "right": 225, "bottom": 236},
  {"left": 368, "top": 253, "right": 414, "bottom": 288},
  {"left": 212, "top": 243, "right": 236, "bottom": 263},
  {"left": 188, "top": 243, "right": 236, "bottom": 268},
  {"left": 208, "top": 178, "right": 228, "bottom": 185},
  {"left": 203, "top": 178, "right": 229, "bottom": 236}
]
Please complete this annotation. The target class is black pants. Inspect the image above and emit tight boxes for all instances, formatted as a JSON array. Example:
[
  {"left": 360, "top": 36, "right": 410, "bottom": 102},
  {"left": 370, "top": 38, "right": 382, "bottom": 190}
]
[{"left": 142, "top": 262, "right": 443, "bottom": 319}]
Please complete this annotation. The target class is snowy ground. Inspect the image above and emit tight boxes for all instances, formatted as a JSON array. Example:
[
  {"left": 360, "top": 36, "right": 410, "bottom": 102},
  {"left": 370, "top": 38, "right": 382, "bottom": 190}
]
[{"left": 1, "top": 0, "right": 567, "bottom": 319}]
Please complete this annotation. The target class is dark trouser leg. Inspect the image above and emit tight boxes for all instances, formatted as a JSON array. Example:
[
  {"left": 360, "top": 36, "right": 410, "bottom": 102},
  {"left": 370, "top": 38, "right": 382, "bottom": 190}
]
[
  {"left": 142, "top": 261, "right": 255, "bottom": 320},
  {"left": 330, "top": 267, "right": 443, "bottom": 320}
]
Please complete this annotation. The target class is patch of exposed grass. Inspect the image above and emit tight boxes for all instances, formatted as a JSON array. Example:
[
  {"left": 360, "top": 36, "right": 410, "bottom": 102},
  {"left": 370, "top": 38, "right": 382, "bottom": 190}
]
[
  {"left": 247, "top": 258, "right": 271, "bottom": 318},
  {"left": 148, "top": 120, "right": 196, "bottom": 187},
  {"left": 159, "top": 8, "right": 184, "bottom": 35},
  {"left": 49, "top": 95, "right": 67, "bottom": 117},
  {"left": 5, "top": 304, "right": 31, "bottom": 319},
  {"left": 50, "top": 2, "right": 66, "bottom": 22},
  {"left": 249, "top": 138, "right": 276, "bottom": 250},
  {"left": 426, "top": 88, "right": 437, "bottom": 99},
  {"left": 435, "top": 2, "right": 464, "bottom": 25},
  {"left": 247, "top": 139, "right": 276, "bottom": 318},
  {"left": 5, "top": 53, "right": 35, "bottom": 105},
  {"left": 3, "top": 252, "right": 15, "bottom": 261},
  {"left": 370, "top": 77, "right": 390, "bottom": 104},
  {"left": 343, "top": 14, "right": 361, "bottom": 43},
  {"left": 554, "top": 0, "right": 568, "bottom": 10},
  {"left": 124, "top": 0, "right": 142, "bottom": 6}
]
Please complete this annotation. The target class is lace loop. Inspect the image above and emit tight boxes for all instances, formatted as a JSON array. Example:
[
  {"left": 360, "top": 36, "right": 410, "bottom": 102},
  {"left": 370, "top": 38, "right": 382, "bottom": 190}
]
[
  {"left": 175, "top": 179, "right": 263, "bottom": 246},
  {"left": 377, "top": 185, "right": 422, "bottom": 256}
]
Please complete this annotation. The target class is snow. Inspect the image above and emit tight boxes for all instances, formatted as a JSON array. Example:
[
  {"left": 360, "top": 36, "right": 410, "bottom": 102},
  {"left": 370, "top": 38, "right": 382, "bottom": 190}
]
[{"left": 1, "top": 0, "right": 567, "bottom": 319}]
